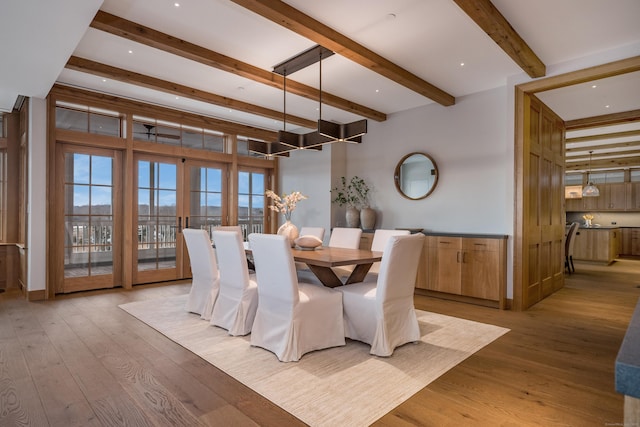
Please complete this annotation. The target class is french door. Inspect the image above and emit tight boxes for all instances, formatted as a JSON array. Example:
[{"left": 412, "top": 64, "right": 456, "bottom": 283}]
[
  {"left": 133, "top": 154, "right": 227, "bottom": 284},
  {"left": 57, "top": 145, "right": 122, "bottom": 293}
]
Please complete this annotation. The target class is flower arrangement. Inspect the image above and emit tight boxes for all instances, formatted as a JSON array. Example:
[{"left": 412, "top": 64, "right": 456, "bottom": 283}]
[
  {"left": 583, "top": 213, "right": 594, "bottom": 226},
  {"left": 265, "top": 189, "right": 307, "bottom": 221},
  {"left": 331, "top": 176, "right": 370, "bottom": 208}
]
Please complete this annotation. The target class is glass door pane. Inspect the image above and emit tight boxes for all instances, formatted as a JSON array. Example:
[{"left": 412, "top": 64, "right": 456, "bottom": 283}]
[
  {"left": 187, "top": 163, "right": 224, "bottom": 235},
  {"left": 238, "top": 170, "right": 265, "bottom": 239},
  {"left": 135, "top": 157, "right": 180, "bottom": 283},
  {"left": 61, "top": 149, "right": 118, "bottom": 293}
]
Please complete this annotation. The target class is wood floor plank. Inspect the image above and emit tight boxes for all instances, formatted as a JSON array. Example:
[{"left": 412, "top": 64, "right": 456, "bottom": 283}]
[
  {"left": 57, "top": 306, "right": 206, "bottom": 427},
  {"left": 0, "top": 259, "right": 637, "bottom": 426}
]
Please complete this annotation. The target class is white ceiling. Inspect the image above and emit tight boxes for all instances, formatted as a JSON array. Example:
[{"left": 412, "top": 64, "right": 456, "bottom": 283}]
[{"left": 1, "top": 0, "right": 640, "bottom": 134}]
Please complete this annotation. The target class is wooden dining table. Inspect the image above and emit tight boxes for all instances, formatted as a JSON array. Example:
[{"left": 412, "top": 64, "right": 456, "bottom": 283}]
[
  {"left": 291, "top": 246, "right": 383, "bottom": 288},
  {"left": 245, "top": 244, "right": 382, "bottom": 288}
]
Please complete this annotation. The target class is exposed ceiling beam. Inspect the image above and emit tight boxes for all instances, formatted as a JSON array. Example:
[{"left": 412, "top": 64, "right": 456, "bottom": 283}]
[
  {"left": 65, "top": 56, "right": 317, "bottom": 130},
  {"left": 565, "top": 109, "right": 640, "bottom": 130},
  {"left": 566, "top": 129, "right": 640, "bottom": 143},
  {"left": 452, "top": 0, "right": 545, "bottom": 78},
  {"left": 90, "top": 11, "right": 386, "bottom": 122},
  {"left": 230, "top": 0, "right": 456, "bottom": 106},
  {"left": 567, "top": 148, "right": 640, "bottom": 160},
  {"left": 565, "top": 155, "right": 640, "bottom": 171},
  {"left": 565, "top": 140, "right": 640, "bottom": 154}
]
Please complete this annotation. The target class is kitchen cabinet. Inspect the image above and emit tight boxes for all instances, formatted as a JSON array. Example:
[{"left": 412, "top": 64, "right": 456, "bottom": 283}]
[
  {"left": 628, "top": 183, "right": 640, "bottom": 210},
  {"left": 566, "top": 183, "right": 632, "bottom": 212},
  {"left": 573, "top": 227, "right": 619, "bottom": 263},
  {"left": 620, "top": 228, "right": 640, "bottom": 256},
  {"left": 359, "top": 232, "right": 373, "bottom": 250},
  {"left": 415, "top": 234, "right": 507, "bottom": 308}
]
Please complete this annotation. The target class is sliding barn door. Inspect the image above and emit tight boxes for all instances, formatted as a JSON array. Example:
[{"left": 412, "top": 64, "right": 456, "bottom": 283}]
[{"left": 519, "top": 94, "right": 566, "bottom": 309}]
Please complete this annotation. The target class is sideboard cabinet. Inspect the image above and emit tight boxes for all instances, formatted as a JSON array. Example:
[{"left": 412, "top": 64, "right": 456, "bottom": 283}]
[{"left": 415, "top": 233, "right": 507, "bottom": 309}]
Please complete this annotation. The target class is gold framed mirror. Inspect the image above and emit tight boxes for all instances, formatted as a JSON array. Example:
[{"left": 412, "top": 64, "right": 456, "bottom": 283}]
[{"left": 394, "top": 152, "right": 438, "bottom": 200}]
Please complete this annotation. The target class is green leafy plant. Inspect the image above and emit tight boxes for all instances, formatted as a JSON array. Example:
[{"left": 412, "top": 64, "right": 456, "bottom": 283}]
[{"left": 331, "top": 176, "right": 370, "bottom": 208}]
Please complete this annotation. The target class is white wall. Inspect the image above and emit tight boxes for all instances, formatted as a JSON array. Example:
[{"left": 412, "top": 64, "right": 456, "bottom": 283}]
[
  {"left": 279, "top": 86, "right": 515, "bottom": 295},
  {"left": 344, "top": 86, "right": 512, "bottom": 235},
  {"left": 278, "top": 143, "right": 334, "bottom": 244}
]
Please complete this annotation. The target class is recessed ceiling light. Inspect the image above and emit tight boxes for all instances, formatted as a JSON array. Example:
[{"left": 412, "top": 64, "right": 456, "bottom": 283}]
[
  {"left": 174, "top": 2, "right": 180, "bottom": 7},
  {"left": 128, "top": 50, "right": 133, "bottom": 54},
  {"left": 101, "top": 78, "right": 107, "bottom": 82},
  {"left": 175, "top": 96, "right": 180, "bottom": 100},
  {"left": 460, "top": 62, "right": 465, "bottom": 67},
  {"left": 605, "top": 105, "right": 611, "bottom": 108},
  {"left": 375, "top": 89, "right": 380, "bottom": 93},
  {"left": 592, "top": 85, "right": 597, "bottom": 88}
]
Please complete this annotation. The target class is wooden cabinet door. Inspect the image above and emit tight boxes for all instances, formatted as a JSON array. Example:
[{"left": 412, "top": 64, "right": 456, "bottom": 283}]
[
  {"left": 565, "top": 196, "right": 583, "bottom": 212},
  {"left": 432, "top": 237, "right": 462, "bottom": 294},
  {"left": 414, "top": 236, "right": 431, "bottom": 290},
  {"left": 632, "top": 229, "right": 640, "bottom": 256},
  {"left": 461, "top": 239, "right": 500, "bottom": 300},
  {"left": 606, "top": 183, "right": 627, "bottom": 210},
  {"left": 621, "top": 228, "right": 633, "bottom": 255},
  {"left": 628, "top": 183, "right": 640, "bottom": 210}
]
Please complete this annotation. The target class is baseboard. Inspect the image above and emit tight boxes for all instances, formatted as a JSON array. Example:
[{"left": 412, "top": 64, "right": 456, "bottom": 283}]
[
  {"left": 415, "top": 288, "right": 502, "bottom": 309},
  {"left": 27, "top": 289, "right": 46, "bottom": 301}
]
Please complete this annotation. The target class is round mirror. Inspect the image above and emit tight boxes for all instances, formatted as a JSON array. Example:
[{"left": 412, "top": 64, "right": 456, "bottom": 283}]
[{"left": 394, "top": 152, "right": 439, "bottom": 200}]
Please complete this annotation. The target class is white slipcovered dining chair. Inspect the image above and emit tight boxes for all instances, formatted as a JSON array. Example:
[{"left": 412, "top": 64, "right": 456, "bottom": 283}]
[
  {"left": 210, "top": 230, "right": 259, "bottom": 336},
  {"left": 336, "top": 233, "right": 425, "bottom": 357},
  {"left": 183, "top": 228, "right": 219, "bottom": 320},
  {"left": 367, "top": 229, "right": 411, "bottom": 276},
  {"left": 248, "top": 233, "right": 345, "bottom": 362},
  {"left": 328, "top": 227, "right": 363, "bottom": 278}
]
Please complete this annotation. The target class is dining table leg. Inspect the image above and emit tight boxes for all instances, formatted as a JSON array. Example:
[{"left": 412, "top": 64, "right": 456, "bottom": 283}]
[
  {"left": 345, "top": 263, "right": 373, "bottom": 285},
  {"left": 306, "top": 265, "right": 343, "bottom": 288}
]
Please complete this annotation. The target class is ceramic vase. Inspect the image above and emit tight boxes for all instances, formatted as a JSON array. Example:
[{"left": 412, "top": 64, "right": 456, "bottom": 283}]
[
  {"left": 345, "top": 207, "right": 361, "bottom": 228},
  {"left": 277, "top": 220, "right": 299, "bottom": 247},
  {"left": 360, "top": 207, "right": 376, "bottom": 230}
]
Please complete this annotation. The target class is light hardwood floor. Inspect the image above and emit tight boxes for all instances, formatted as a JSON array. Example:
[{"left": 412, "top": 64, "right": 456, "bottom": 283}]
[{"left": 1, "top": 260, "right": 638, "bottom": 426}]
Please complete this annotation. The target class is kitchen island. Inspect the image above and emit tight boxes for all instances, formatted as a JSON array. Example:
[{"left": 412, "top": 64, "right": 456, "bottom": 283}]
[{"left": 573, "top": 226, "right": 620, "bottom": 264}]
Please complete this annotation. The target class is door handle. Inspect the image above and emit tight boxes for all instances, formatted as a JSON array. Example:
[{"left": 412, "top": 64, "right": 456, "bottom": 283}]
[
  {"left": 178, "top": 217, "right": 182, "bottom": 233},
  {"left": 185, "top": 216, "right": 189, "bottom": 229}
]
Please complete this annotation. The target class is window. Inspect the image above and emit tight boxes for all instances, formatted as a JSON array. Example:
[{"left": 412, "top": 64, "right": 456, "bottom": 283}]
[
  {"left": 238, "top": 170, "right": 265, "bottom": 240},
  {"left": 56, "top": 103, "right": 122, "bottom": 137},
  {"left": 132, "top": 117, "right": 225, "bottom": 152}
]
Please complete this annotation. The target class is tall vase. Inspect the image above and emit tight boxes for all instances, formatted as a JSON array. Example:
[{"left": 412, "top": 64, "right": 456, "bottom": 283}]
[
  {"left": 360, "top": 207, "right": 377, "bottom": 230},
  {"left": 345, "top": 207, "right": 360, "bottom": 228},
  {"left": 277, "top": 220, "right": 299, "bottom": 247}
]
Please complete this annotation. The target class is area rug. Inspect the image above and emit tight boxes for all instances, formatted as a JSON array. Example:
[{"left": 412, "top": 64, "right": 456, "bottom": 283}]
[{"left": 119, "top": 294, "right": 509, "bottom": 426}]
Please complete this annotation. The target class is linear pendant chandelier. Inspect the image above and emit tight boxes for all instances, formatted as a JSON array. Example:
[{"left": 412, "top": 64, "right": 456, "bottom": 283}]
[{"left": 249, "top": 45, "right": 367, "bottom": 157}]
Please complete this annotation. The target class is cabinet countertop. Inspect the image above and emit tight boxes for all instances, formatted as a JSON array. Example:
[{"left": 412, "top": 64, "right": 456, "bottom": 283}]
[{"left": 421, "top": 231, "right": 508, "bottom": 240}]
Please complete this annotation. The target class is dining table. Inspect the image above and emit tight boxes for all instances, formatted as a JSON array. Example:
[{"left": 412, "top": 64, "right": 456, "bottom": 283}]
[{"left": 245, "top": 244, "right": 382, "bottom": 288}]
